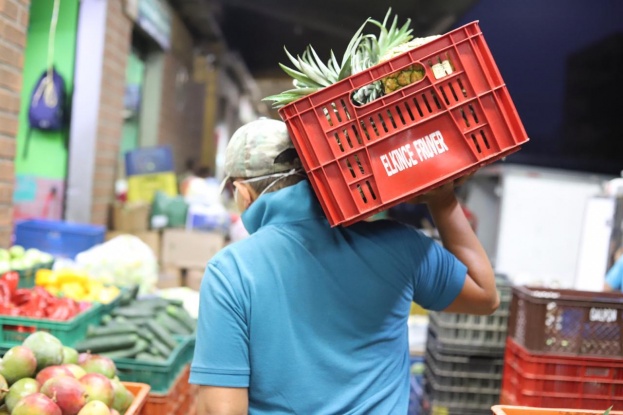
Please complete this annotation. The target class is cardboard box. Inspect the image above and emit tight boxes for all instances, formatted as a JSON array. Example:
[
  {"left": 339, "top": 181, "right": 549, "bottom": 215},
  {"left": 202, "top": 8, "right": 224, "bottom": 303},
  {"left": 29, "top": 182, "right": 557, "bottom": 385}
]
[
  {"left": 112, "top": 202, "right": 150, "bottom": 232},
  {"left": 106, "top": 230, "right": 162, "bottom": 260},
  {"left": 162, "top": 229, "right": 225, "bottom": 269},
  {"left": 185, "top": 268, "right": 204, "bottom": 291},
  {"left": 158, "top": 266, "right": 183, "bottom": 289}
]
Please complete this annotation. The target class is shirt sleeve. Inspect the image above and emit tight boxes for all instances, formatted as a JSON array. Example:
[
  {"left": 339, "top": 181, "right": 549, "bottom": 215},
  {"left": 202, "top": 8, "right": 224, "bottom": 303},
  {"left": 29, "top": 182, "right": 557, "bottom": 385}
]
[
  {"left": 605, "top": 257, "right": 623, "bottom": 291},
  {"left": 189, "top": 262, "right": 250, "bottom": 387},
  {"left": 407, "top": 229, "right": 467, "bottom": 311}
]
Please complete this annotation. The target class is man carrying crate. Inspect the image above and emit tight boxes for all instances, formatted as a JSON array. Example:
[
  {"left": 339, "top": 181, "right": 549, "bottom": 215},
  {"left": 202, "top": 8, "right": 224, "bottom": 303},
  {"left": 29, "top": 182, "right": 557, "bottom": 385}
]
[{"left": 190, "top": 118, "right": 498, "bottom": 415}]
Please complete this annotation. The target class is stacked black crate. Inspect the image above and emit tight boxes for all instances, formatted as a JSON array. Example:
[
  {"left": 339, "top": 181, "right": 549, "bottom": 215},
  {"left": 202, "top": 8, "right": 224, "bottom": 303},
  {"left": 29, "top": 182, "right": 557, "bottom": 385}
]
[{"left": 420, "top": 275, "right": 512, "bottom": 415}]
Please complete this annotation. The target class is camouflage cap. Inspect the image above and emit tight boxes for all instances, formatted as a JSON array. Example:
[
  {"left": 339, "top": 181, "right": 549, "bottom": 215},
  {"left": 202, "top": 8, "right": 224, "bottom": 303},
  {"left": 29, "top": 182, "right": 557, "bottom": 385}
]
[{"left": 223, "top": 119, "right": 302, "bottom": 182}]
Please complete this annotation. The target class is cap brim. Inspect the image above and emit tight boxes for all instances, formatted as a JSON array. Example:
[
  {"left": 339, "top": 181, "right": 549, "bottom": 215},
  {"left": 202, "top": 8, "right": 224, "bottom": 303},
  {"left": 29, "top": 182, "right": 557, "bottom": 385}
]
[{"left": 219, "top": 174, "right": 231, "bottom": 194}]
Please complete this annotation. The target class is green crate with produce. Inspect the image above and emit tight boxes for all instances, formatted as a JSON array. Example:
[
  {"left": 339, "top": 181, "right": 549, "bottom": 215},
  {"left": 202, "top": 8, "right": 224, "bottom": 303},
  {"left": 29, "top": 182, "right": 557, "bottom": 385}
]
[
  {"left": 75, "top": 293, "right": 197, "bottom": 393},
  {"left": 0, "top": 246, "right": 56, "bottom": 289}
]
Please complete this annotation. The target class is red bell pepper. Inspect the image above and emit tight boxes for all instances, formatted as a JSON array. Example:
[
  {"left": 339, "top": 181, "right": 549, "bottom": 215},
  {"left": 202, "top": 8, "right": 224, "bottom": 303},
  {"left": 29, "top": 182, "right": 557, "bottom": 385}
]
[
  {"left": 0, "top": 281, "right": 11, "bottom": 306},
  {"left": 0, "top": 271, "right": 19, "bottom": 298},
  {"left": 19, "top": 292, "right": 46, "bottom": 319},
  {"left": 13, "top": 289, "right": 31, "bottom": 306}
]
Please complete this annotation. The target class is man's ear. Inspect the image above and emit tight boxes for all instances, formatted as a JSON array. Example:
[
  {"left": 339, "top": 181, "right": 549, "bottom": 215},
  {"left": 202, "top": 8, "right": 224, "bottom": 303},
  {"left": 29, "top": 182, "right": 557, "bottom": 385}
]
[{"left": 233, "top": 181, "right": 258, "bottom": 209}]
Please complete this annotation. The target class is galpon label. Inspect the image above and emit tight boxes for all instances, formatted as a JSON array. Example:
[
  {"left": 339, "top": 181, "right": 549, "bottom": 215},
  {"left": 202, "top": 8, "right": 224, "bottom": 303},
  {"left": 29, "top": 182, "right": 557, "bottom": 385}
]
[{"left": 379, "top": 130, "right": 449, "bottom": 177}]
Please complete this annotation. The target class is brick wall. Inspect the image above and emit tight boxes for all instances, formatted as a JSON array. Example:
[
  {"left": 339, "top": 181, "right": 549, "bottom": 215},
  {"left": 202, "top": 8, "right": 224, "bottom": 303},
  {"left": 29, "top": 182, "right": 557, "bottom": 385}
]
[
  {"left": 157, "top": 12, "right": 203, "bottom": 173},
  {"left": 90, "top": 0, "right": 132, "bottom": 226},
  {"left": 0, "top": 0, "right": 29, "bottom": 247}
]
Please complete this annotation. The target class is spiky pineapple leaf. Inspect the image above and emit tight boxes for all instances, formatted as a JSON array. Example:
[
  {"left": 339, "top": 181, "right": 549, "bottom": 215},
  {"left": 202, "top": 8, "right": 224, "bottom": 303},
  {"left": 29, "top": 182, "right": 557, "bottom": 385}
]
[{"left": 278, "top": 63, "right": 325, "bottom": 89}]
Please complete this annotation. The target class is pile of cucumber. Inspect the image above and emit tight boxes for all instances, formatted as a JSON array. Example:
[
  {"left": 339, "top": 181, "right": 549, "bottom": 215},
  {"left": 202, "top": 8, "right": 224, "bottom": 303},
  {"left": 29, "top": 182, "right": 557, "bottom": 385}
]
[{"left": 75, "top": 293, "right": 196, "bottom": 363}]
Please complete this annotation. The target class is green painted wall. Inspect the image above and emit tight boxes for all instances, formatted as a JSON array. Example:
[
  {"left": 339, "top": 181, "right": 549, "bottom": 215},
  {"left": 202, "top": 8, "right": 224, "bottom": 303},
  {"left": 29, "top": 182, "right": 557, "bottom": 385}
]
[
  {"left": 15, "top": 0, "right": 80, "bottom": 179},
  {"left": 120, "top": 50, "right": 146, "bottom": 156}
]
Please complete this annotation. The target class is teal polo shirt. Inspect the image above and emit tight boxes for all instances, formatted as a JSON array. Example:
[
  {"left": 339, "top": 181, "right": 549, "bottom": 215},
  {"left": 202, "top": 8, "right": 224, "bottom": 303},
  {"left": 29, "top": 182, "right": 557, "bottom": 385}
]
[{"left": 190, "top": 181, "right": 466, "bottom": 414}]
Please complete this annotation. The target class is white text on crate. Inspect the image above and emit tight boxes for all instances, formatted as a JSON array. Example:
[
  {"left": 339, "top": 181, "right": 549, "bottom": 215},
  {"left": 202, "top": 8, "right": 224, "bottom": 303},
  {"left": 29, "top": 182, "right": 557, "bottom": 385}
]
[
  {"left": 589, "top": 308, "right": 617, "bottom": 323},
  {"left": 380, "top": 131, "right": 449, "bottom": 177}
]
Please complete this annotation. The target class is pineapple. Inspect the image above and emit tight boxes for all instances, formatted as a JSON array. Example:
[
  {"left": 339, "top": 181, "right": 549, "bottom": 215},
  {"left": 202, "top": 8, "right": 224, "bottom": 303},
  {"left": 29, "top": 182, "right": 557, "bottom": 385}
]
[
  {"left": 264, "top": 8, "right": 442, "bottom": 108},
  {"left": 353, "top": 10, "right": 439, "bottom": 103}
]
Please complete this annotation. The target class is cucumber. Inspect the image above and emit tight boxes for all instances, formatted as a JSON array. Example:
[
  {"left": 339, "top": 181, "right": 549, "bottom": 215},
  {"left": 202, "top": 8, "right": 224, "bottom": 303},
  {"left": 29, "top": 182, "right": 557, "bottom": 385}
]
[
  {"left": 151, "top": 337, "right": 173, "bottom": 357},
  {"left": 101, "top": 314, "right": 113, "bottom": 325},
  {"left": 132, "top": 298, "right": 170, "bottom": 310},
  {"left": 166, "top": 305, "right": 196, "bottom": 332},
  {"left": 87, "top": 323, "right": 137, "bottom": 338},
  {"left": 75, "top": 334, "right": 138, "bottom": 353},
  {"left": 136, "top": 328, "right": 155, "bottom": 342},
  {"left": 156, "top": 312, "right": 192, "bottom": 336},
  {"left": 167, "top": 298, "right": 184, "bottom": 307},
  {"left": 146, "top": 320, "right": 178, "bottom": 350},
  {"left": 100, "top": 339, "right": 148, "bottom": 360},
  {"left": 136, "top": 352, "right": 165, "bottom": 362},
  {"left": 112, "top": 307, "right": 154, "bottom": 318}
]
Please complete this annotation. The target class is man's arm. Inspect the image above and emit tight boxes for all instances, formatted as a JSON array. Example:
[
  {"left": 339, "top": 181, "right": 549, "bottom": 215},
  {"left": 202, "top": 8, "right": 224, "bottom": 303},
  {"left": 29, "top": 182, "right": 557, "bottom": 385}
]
[
  {"left": 419, "top": 182, "right": 498, "bottom": 315},
  {"left": 197, "top": 386, "right": 248, "bottom": 415}
]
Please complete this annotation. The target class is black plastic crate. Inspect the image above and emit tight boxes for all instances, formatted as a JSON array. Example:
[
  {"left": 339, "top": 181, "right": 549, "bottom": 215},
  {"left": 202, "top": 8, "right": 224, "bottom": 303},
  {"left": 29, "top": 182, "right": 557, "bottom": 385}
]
[
  {"left": 425, "top": 337, "right": 503, "bottom": 392},
  {"left": 422, "top": 371, "right": 500, "bottom": 414}
]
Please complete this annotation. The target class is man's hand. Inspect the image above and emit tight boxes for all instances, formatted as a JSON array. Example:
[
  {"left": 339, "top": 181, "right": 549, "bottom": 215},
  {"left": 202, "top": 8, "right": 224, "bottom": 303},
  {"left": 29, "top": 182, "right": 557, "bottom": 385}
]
[{"left": 407, "top": 174, "right": 473, "bottom": 206}]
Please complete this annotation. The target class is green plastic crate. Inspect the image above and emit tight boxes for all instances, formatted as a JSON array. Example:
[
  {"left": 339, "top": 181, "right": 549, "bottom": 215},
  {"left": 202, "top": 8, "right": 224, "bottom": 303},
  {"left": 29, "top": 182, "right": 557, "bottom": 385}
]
[
  {"left": 0, "top": 302, "right": 103, "bottom": 348},
  {"left": 174, "top": 334, "right": 195, "bottom": 366},
  {"left": 114, "top": 336, "right": 193, "bottom": 393}
]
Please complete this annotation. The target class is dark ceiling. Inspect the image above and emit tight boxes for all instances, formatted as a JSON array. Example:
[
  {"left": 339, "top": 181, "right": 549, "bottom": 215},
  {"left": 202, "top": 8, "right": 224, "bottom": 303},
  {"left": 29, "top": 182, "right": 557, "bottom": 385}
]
[{"left": 171, "top": 0, "right": 480, "bottom": 76}]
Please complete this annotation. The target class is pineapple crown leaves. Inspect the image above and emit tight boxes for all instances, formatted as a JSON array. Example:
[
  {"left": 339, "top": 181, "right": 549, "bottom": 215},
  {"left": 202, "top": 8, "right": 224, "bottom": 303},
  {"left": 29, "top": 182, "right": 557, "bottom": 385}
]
[
  {"left": 369, "top": 8, "right": 414, "bottom": 54},
  {"left": 263, "top": 18, "right": 371, "bottom": 108}
]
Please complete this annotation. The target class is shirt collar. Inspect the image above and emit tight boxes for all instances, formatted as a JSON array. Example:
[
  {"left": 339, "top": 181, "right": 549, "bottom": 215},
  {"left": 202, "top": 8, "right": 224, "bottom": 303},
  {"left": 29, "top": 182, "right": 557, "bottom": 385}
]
[{"left": 241, "top": 180, "right": 326, "bottom": 234}]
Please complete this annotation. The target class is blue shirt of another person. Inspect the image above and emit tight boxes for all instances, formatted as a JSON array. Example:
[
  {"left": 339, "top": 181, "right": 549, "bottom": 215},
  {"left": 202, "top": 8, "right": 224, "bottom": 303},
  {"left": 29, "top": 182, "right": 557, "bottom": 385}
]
[
  {"left": 189, "top": 180, "right": 467, "bottom": 414},
  {"left": 606, "top": 256, "right": 623, "bottom": 290}
]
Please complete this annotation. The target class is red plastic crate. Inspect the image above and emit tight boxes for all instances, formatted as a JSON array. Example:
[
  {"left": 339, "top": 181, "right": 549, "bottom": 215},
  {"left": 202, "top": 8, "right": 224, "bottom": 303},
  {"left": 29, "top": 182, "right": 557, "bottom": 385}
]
[
  {"left": 501, "top": 336, "right": 623, "bottom": 410},
  {"left": 279, "top": 21, "right": 529, "bottom": 227}
]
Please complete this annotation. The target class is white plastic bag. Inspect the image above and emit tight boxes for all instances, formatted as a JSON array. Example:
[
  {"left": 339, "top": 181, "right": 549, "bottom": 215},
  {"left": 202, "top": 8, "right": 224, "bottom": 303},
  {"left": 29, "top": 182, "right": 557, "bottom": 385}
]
[{"left": 74, "top": 235, "right": 158, "bottom": 293}]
